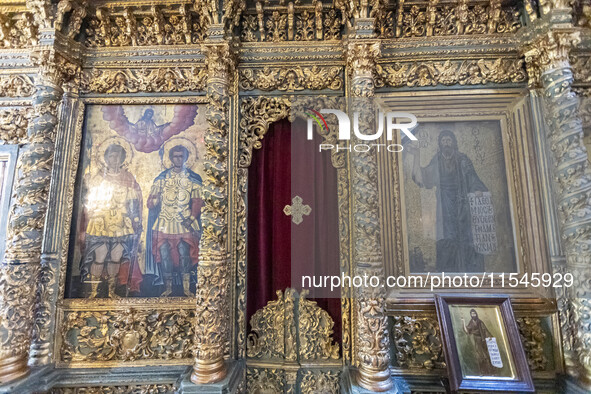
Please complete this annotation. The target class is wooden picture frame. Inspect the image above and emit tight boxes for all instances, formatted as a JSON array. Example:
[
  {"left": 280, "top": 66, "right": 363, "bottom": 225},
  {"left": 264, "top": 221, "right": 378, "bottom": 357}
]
[{"left": 435, "top": 294, "right": 534, "bottom": 392}]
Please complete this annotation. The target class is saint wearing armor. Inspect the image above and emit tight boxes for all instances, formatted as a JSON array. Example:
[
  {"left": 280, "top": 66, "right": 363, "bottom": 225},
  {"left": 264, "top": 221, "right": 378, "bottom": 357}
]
[
  {"left": 78, "top": 142, "right": 143, "bottom": 298},
  {"left": 145, "top": 142, "right": 202, "bottom": 297}
]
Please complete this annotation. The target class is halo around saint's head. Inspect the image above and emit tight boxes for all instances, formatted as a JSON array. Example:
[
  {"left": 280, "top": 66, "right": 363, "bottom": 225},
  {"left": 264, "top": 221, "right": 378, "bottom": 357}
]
[
  {"left": 95, "top": 136, "right": 134, "bottom": 169},
  {"left": 162, "top": 137, "right": 198, "bottom": 170}
]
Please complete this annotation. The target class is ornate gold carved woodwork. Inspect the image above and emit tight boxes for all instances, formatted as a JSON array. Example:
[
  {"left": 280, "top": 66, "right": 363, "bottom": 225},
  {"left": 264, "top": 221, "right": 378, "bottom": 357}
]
[
  {"left": 0, "top": 48, "right": 78, "bottom": 382},
  {"left": 0, "top": 11, "right": 38, "bottom": 48},
  {"left": 247, "top": 289, "right": 340, "bottom": 361},
  {"left": 246, "top": 368, "right": 286, "bottom": 393},
  {"left": 523, "top": 30, "right": 581, "bottom": 88},
  {"left": 390, "top": 315, "right": 553, "bottom": 373},
  {"left": 0, "top": 75, "right": 36, "bottom": 97},
  {"left": 60, "top": 308, "right": 195, "bottom": 362},
  {"left": 524, "top": 29, "right": 591, "bottom": 381},
  {"left": 80, "top": 67, "right": 207, "bottom": 94},
  {"left": 191, "top": 40, "right": 235, "bottom": 384},
  {"left": 55, "top": 0, "right": 88, "bottom": 39},
  {"left": 0, "top": 83, "right": 63, "bottom": 382},
  {"left": 246, "top": 367, "right": 340, "bottom": 394},
  {"left": 517, "top": 317, "right": 549, "bottom": 372},
  {"left": 84, "top": 4, "right": 208, "bottom": 47},
  {"left": 375, "top": 58, "right": 527, "bottom": 88},
  {"left": 572, "top": 55, "right": 591, "bottom": 86},
  {"left": 49, "top": 384, "right": 177, "bottom": 393},
  {"left": 573, "top": 0, "right": 591, "bottom": 28},
  {"left": 240, "top": 5, "right": 343, "bottom": 42},
  {"left": 346, "top": 40, "right": 392, "bottom": 391},
  {"left": 383, "top": 0, "right": 521, "bottom": 39},
  {"left": 299, "top": 292, "right": 340, "bottom": 361},
  {"left": 391, "top": 316, "right": 445, "bottom": 370},
  {"left": 238, "top": 96, "right": 291, "bottom": 168},
  {"left": 0, "top": 107, "right": 31, "bottom": 144},
  {"left": 26, "top": 0, "right": 54, "bottom": 29},
  {"left": 346, "top": 41, "right": 380, "bottom": 79},
  {"left": 300, "top": 370, "right": 340, "bottom": 393},
  {"left": 239, "top": 66, "right": 343, "bottom": 92},
  {"left": 238, "top": 96, "right": 346, "bottom": 168}
]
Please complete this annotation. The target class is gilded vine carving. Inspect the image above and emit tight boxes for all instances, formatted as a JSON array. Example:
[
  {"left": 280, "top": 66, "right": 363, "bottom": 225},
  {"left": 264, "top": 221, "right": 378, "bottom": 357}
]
[
  {"left": 572, "top": 55, "right": 591, "bottom": 86},
  {"left": 517, "top": 317, "right": 549, "bottom": 372},
  {"left": 239, "top": 66, "right": 343, "bottom": 92},
  {"left": 49, "top": 384, "right": 177, "bottom": 393},
  {"left": 240, "top": 6, "right": 343, "bottom": 42},
  {"left": 391, "top": 316, "right": 445, "bottom": 370},
  {"left": 346, "top": 40, "right": 392, "bottom": 391},
  {"left": 85, "top": 4, "right": 208, "bottom": 47},
  {"left": 80, "top": 67, "right": 207, "bottom": 94},
  {"left": 247, "top": 289, "right": 339, "bottom": 361},
  {"left": 0, "top": 107, "right": 31, "bottom": 145},
  {"left": 375, "top": 58, "right": 527, "bottom": 88},
  {"left": 524, "top": 29, "right": 591, "bottom": 380},
  {"left": 0, "top": 11, "right": 37, "bottom": 48},
  {"left": 0, "top": 48, "right": 78, "bottom": 382},
  {"left": 191, "top": 40, "right": 235, "bottom": 384},
  {"left": 0, "top": 75, "right": 36, "bottom": 97},
  {"left": 60, "top": 309, "right": 195, "bottom": 362},
  {"left": 390, "top": 0, "right": 521, "bottom": 38}
]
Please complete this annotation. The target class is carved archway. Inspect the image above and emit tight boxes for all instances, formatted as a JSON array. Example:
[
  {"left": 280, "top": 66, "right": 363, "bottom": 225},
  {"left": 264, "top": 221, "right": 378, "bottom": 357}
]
[{"left": 234, "top": 95, "right": 353, "bottom": 368}]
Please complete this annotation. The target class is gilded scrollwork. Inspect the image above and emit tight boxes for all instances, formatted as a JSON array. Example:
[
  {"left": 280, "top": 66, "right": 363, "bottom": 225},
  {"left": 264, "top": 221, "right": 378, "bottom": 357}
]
[
  {"left": 247, "top": 289, "right": 339, "bottom": 361},
  {"left": 80, "top": 67, "right": 207, "bottom": 94},
  {"left": 517, "top": 317, "right": 549, "bottom": 372},
  {"left": 246, "top": 367, "right": 285, "bottom": 393},
  {"left": 524, "top": 29, "right": 591, "bottom": 381},
  {"left": 346, "top": 39, "right": 392, "bottom": 391},
  {"left": 375, "top": 58, "right": 527, "bottom": 88},
  {"left": 239, "top": 66, "right": 343, "bottom": 92},
  {"left": 84, "top": 4, "right": 208, "bottom": 47},
  {"left": 0, "top": 11, "right": 37, "bottom": 48},
  {"left": 191, "top": 39, "right": 235, "bottom": 384},
  {"left": 60, "top": 308, "right": 195, "bottom": 362},
  {"left": 0, "top": 75, "right": 36, "bottom": 97},
  {"left": 391, "top": 316, "right": 445, "bottom": 370},
  {"left": 300, "top": 370, "right": 340, "bottom": 393},
  {"left": 0, "top": 107, "right": 31, "bottom": 145},
  {"left": 240, "top": 6, "right": 343, "bottom": 42},
  {"left": 572, "top": 55, "right": 591, "bottom": 86},
  {"left": 299, "top": 294, "right": 340, "bottom": 361},
  {"left": 238, "top": 96, "right": 291, "bottom": 168},
  {"left": 49, "top": 383, "right": 177, "bottom": 393},
  {"left": 389, "top": 0, "right": 521, "bottom": 38}
]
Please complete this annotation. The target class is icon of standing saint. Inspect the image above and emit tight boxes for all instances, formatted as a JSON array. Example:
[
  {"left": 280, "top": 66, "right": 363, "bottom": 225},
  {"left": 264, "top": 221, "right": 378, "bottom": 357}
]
[
  {"left": 144, "top": 138, "right": 203, "bottom": 297},
  {"left": 78, "top": 138, "right": 143, "bottom": 298}
]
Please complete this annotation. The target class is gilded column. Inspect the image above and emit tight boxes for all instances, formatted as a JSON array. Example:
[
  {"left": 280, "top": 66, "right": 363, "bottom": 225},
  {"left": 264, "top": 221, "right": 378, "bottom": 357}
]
[
  {"left": 0, "top": 49, "right": 72, "bottom": 382},
  {"left": 30, "top": 81, "right": 80, "bottom": 365},
  {"left": 345, "top": 41, "right": 393, "bottom": 392},
  {"left": 191, "top": 35, "right": 235, "bottom": 384},
  {"left": 524, "top": 30, "right": 591, "bottom": 384}
]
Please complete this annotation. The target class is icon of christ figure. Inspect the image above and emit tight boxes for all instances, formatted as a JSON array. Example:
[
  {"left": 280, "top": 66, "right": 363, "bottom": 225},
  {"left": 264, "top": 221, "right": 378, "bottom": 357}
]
[{"left": 102, "top": 105, "right": 198, "bottom": 153}]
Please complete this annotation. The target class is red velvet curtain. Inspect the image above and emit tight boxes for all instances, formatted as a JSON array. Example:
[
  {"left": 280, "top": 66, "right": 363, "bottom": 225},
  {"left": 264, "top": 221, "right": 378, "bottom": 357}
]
[{"left": 247, "top": 119, "right": 341, "bottom": 344}]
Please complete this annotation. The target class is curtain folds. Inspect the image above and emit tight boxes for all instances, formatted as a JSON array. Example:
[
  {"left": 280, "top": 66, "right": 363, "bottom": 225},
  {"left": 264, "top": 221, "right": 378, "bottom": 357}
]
[{"left": 246, "top": 119, "right": 342, "bottom": 345}]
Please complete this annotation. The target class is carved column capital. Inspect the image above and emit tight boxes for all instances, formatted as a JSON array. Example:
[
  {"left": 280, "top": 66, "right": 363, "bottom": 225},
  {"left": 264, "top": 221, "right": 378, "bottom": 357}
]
[
  {"left": 30, "top": 49, "right": 80, "bottom": 89},
  {"left": 202, "top": 39, "right": 238, "bottom": 84},
  {"left": 522, "top": 29, "right": 581, "bottom": 87},
  {"left": 345, "top": 40, "right": 381, "bottom": 77}
]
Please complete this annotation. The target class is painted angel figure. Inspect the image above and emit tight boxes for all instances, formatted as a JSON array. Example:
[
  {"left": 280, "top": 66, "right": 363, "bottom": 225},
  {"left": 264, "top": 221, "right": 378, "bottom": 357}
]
[{"left": 102, "top": 105, "right": 198, "bottom": 152}]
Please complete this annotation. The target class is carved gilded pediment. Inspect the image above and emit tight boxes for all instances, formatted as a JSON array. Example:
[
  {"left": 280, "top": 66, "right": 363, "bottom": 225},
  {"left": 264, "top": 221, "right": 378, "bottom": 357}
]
[{"left": 247, "top": 288, "right": 340, "bottom": 362}]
